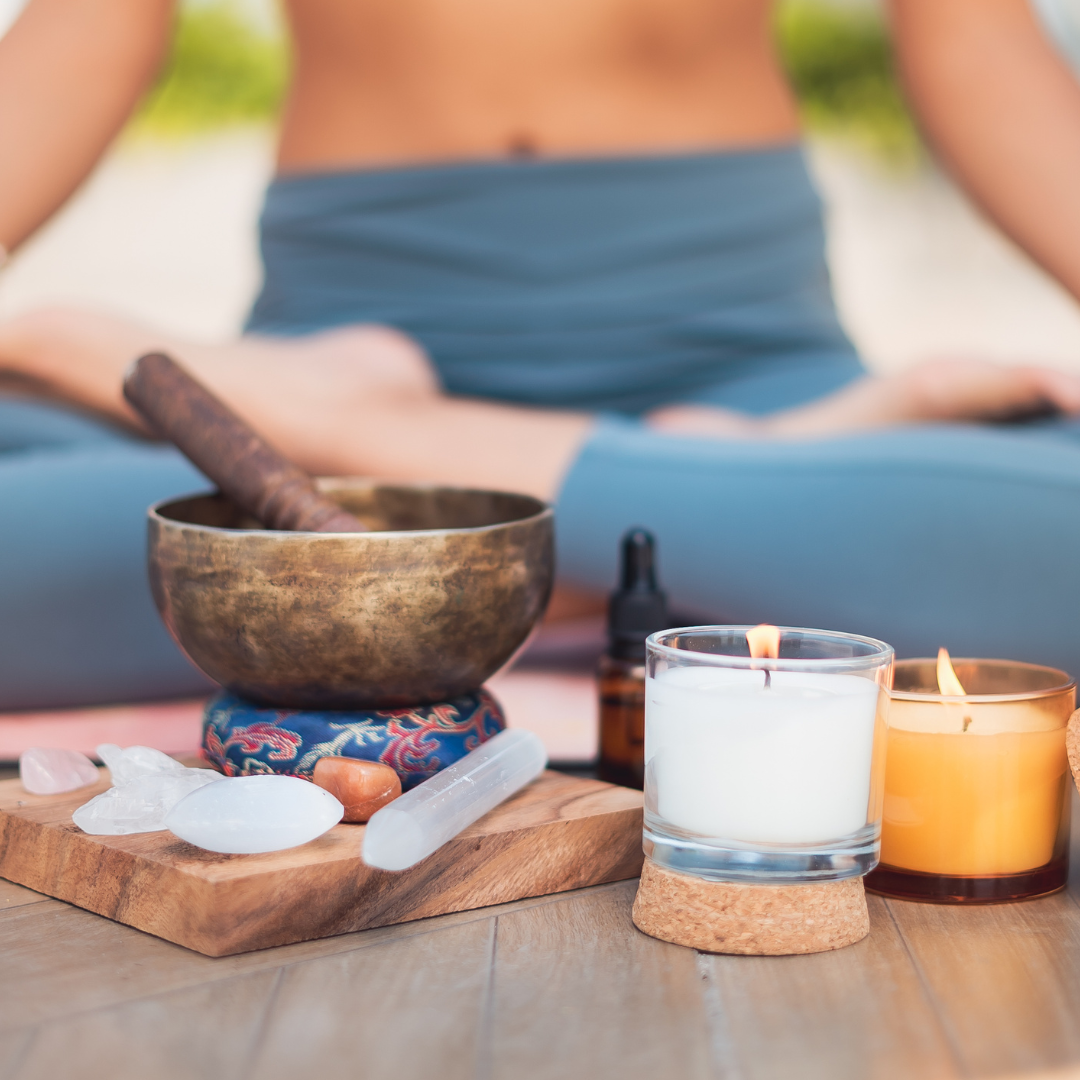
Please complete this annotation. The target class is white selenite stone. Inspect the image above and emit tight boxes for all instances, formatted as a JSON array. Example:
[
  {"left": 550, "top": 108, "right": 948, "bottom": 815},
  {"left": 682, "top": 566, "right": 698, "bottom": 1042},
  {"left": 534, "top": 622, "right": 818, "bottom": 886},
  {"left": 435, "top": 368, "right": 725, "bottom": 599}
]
[
  {"left": 165, "top": 775, "right": 344, "bottom": 854},
  {"left": 362, "top": 729, "right": 547, "bottom": 872},
  {"left": 19, "top": 748, "right": 99, "bottom": 795}
]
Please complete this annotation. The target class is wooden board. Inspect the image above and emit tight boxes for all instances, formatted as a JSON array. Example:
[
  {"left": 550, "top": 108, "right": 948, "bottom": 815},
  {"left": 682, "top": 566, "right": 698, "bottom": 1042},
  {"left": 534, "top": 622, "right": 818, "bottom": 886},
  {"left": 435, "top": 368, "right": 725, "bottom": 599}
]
[{"left": 0, "top": 768, "right": 643, "bottom": 957}]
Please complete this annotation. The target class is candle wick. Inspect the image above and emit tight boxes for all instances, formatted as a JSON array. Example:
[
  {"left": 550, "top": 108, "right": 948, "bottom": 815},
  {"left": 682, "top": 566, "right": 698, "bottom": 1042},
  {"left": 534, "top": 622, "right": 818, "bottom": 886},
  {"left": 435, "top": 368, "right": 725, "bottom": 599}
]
[
  {"left": 962, "top": 715, "right": 972, "bottom": 733},
  {"left": 763, "top": 669, "right": 771, "bottom": 690}
]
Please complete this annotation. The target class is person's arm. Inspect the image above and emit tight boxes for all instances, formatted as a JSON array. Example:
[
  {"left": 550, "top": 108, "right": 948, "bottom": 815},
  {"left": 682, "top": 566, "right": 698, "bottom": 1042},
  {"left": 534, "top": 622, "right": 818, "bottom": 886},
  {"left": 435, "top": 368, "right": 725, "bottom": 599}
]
[
  {"left": 889, "top": 0, "right": 1080, "bottom": 301},
  {"left": 0, "top": 0, "right": 175, "bottom": 254}
]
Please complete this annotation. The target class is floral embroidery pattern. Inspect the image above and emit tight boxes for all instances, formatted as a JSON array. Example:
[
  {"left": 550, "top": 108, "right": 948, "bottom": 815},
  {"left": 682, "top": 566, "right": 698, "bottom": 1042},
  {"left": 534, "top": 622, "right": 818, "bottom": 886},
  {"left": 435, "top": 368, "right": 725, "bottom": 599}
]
[{"left": 202, "top": 688, "right": 505, "bottom": 790}]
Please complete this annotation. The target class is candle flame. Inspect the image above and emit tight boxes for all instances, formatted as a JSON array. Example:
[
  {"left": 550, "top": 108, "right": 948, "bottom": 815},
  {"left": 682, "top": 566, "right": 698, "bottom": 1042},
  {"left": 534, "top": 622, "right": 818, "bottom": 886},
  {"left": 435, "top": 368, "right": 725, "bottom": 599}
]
[
  {"left": 747, "top": 624, "right": 781, "bottom": 660},
  {"left": 936, "top": 647, "right": 967, "bottom": 696}
]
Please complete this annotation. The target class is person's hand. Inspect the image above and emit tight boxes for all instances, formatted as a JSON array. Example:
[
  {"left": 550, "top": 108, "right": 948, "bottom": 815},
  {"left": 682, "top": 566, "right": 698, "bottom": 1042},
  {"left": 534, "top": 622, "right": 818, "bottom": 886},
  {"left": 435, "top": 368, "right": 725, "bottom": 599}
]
[
  {"left": 879, "top": 357, "right": 1080, "bottom": 424},
  {"left": 647, "top": 358, "right": 1080, "bottom": 441},
  {"left": 645, "top": 402, "right": 763, "bottom": 438}
]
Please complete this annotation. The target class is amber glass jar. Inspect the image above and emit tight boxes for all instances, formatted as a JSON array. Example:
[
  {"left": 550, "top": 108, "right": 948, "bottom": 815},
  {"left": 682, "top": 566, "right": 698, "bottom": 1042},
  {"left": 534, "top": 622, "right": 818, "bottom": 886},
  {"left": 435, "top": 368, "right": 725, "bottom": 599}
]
[
  {"left": 597, "top": 529, "right": 667, "bottom": 790},
  {"left": 598, "top": 654, "right": 647, "bottom": 788},
  {"left": 866, "top": 658, "right": 1075, "bottom": 904}
]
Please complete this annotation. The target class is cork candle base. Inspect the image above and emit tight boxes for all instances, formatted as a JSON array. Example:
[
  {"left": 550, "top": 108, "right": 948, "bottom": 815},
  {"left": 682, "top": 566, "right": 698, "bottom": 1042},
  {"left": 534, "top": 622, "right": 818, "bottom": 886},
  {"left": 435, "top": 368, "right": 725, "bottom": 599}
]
[
  {"left": 632, "top": 858, "right": 870, "bottom": 955},
  {"left": 1067, "top": 710, "right": 1080, "bottom": 795}
]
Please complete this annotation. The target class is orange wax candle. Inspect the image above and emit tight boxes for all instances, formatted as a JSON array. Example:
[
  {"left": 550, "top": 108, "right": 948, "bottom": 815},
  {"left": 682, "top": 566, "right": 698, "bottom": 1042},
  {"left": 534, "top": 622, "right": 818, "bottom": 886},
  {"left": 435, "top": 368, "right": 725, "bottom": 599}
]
[
  {"left": 870, "top": 656, "right": 1075, "bottom": 904},
  {"left": 882, "top": 726, "right": 1067, "bottom": 876}
]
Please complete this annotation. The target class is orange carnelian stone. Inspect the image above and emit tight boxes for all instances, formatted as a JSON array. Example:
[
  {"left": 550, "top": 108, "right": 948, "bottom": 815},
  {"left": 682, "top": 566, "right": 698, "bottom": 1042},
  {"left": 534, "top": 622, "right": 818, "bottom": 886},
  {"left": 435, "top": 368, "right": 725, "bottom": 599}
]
[{"left": 312, "top": 757, "right": 401, "bottom": 823}]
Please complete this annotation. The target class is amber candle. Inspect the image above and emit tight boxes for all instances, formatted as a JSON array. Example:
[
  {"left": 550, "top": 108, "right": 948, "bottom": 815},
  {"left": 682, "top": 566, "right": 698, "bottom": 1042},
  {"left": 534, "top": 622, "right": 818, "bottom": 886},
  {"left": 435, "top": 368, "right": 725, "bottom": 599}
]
[{"left": 866, "top": 655, "right": 1075, "bottom": 904}]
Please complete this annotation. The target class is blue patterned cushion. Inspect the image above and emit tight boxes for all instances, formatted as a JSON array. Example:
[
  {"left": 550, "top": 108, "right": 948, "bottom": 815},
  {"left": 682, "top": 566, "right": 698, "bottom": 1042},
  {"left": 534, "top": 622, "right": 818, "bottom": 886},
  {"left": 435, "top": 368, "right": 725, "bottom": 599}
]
[{"left": 202, "top": 688, "right": 506, "bottom": 791}]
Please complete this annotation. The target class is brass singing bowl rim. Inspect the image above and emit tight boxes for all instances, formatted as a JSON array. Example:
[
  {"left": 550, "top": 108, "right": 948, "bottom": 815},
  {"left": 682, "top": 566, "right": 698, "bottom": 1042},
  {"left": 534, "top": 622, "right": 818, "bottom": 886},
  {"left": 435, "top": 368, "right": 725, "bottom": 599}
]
[
  {"left": 149, "top": 478, "right": 552, "bottom": 536},
  {"left": 147, "top": 479, "right": 556, "bottom": 709}
]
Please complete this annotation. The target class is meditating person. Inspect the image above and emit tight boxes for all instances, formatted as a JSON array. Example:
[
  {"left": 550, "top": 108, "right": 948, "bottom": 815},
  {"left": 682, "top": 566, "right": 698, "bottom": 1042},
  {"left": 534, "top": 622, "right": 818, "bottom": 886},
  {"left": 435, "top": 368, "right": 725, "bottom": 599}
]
[{"left": 0, "top": 0, "right": 1079, "bottom": 709}]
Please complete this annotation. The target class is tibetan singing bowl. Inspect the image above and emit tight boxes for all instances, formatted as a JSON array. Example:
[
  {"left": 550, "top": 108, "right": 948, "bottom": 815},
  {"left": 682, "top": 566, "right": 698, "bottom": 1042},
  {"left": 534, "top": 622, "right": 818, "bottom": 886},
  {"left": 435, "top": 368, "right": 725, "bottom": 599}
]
[{"left": 148, "top": 480, "right": 554, "bottom": 709}]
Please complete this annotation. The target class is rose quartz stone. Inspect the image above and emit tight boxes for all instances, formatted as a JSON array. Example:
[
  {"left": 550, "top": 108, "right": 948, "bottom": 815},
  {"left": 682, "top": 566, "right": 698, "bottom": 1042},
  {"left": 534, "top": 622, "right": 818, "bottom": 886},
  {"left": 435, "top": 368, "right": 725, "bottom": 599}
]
[{"left": 19, "top": 747, "right": 99, "bottom": 796}]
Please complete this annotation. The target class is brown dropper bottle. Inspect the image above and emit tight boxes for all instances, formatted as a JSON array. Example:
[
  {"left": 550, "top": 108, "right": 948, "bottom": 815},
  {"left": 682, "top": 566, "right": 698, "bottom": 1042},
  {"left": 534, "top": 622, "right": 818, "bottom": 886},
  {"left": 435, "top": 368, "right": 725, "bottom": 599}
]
[{"left": 597, "top": 529, "right": 668, "bottom": 790}]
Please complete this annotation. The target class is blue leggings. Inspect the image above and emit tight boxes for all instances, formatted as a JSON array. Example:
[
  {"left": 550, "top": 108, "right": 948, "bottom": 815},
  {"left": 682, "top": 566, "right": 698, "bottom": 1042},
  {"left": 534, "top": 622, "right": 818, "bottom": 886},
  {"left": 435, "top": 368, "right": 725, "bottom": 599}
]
[
  {"left": 3, "top": 392, "right": 1080, "bottom": 710},
  {"left": 0, "top": 397, "right": 213, "bottom": 709},
  {"left": 558, "top": 415, "right": 1080, "bottom": 672},
  {"left": 5, "top": 145, "right": 1080, "bottom": 708}
]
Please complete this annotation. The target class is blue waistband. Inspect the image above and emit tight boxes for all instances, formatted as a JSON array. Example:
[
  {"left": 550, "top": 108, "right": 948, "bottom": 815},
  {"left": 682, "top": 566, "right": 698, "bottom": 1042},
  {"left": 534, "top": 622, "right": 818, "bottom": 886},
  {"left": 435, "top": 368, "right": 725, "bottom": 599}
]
[{"left": 248, "top": 145, "right": 862, "bottom": 413}]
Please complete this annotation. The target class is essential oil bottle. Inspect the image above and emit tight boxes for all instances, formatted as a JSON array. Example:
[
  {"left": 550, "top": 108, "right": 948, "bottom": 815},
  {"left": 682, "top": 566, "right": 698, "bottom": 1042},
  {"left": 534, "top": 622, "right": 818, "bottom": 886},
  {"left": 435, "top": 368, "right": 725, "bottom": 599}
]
[{"left": 597, "top": 529, "right": 668, "bottom": 789}]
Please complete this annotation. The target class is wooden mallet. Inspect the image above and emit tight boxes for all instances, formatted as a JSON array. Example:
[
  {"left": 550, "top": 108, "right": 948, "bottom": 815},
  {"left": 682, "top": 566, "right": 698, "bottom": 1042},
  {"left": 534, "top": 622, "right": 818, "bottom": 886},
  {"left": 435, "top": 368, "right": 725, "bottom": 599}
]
[{"left": 123, "top": 352, "right": 366, "bottom": 533}]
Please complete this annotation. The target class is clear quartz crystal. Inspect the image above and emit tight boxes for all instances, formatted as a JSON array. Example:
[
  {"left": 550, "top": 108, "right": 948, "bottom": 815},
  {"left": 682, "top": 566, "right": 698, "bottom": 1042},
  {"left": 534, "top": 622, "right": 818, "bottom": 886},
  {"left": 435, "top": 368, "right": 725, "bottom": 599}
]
[
  {"left": 165, "top": 775, "right": 344, "bottom": 854},
  {"left": 72, "top": 744, "right": 225, "bottom": 835},
  {"left": 96, "top": 743, "right": 187, "bottom": 785},
  {"left": 19, "top": 748, "right": 99, "bottom": 796}
]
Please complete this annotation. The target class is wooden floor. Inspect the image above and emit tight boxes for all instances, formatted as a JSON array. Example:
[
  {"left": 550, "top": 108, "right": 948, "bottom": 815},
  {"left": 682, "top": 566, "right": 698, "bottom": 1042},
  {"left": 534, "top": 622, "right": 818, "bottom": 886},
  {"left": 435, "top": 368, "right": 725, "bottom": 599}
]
[{"left": 2, "top": 790, "right": 1080, "bottom": 1080}]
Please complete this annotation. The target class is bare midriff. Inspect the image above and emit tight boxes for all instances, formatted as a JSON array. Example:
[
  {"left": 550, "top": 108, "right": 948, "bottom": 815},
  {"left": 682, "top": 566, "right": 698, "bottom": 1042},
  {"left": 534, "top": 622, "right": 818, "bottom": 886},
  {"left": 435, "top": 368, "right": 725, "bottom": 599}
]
[{"left": 277, "top": 0, "right": 800, "bottom": 172}]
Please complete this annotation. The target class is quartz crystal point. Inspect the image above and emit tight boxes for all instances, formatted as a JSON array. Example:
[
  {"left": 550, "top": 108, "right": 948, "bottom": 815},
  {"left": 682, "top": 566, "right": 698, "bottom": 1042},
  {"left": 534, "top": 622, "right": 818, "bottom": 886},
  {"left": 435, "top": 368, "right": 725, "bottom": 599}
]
[
  {"left": 165, "top": 775, "right": 344, "bottom": 854},
  {"left": 97, "top": 743, "right": 186, "bottom": 785},
  {"left": 19, "top": 748, "right": 99, "bottom": 795},
  {"left": 72, "top": 744, "right": 225, "bottom": 835},
  {"left": 363, "top": 729, "right": 547, "bottom": 872}
]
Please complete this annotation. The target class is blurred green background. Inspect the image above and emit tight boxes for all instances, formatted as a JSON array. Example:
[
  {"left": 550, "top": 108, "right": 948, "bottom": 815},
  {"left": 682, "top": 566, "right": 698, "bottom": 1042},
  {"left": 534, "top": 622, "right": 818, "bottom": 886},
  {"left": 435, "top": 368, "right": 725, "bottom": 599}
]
[
  {"left": 776, "top": 1, "right": 917, "bottom": 158},
  {"left": 135, "top": 0, "right": 288, "bottom": 132},
  {"left": 135, "top": 0, "right": 918, "bottom": 159}
]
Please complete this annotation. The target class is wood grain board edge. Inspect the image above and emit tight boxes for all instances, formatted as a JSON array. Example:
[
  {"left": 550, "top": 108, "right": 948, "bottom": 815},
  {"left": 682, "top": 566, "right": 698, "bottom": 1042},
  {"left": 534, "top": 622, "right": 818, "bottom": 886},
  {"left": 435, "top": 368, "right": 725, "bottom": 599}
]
[{"left": 0, "top": 771, "right": 644, "bottom": 957}]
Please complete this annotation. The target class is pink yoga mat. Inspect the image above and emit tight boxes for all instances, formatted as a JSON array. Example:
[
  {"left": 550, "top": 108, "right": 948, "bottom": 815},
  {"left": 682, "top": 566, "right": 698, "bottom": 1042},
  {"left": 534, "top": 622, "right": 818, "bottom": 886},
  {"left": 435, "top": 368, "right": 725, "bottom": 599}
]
[
  {"left": 0, "top": 671, "right": 599, "bottom": 764},
  {"left": 0, "top": 700, "right": 207, "bottom": 761}
]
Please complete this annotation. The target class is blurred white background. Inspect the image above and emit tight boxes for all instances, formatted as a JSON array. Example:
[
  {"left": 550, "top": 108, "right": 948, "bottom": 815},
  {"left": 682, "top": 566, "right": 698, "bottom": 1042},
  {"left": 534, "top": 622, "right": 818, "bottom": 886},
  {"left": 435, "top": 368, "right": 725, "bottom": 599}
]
[{"left": 0, "top": 0, "right": 23, "bottom": 35}]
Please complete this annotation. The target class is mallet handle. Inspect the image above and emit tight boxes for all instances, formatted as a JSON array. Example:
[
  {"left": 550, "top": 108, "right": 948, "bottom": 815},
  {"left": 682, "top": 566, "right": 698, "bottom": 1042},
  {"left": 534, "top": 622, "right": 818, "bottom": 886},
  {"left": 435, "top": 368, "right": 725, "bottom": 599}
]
[{"left": 124, "top": 352, "right": 366, "bottom": 533}]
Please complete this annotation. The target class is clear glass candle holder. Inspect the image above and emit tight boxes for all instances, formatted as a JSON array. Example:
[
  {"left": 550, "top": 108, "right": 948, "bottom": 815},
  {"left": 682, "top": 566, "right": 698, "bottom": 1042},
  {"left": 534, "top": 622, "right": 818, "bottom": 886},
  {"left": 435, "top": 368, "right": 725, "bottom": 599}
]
[
  {"left": 866, "top": 659, "right": 1075, "bottom": 904},
  {"left": 644, "top": 626, "right": 893, "bottom": 884}
]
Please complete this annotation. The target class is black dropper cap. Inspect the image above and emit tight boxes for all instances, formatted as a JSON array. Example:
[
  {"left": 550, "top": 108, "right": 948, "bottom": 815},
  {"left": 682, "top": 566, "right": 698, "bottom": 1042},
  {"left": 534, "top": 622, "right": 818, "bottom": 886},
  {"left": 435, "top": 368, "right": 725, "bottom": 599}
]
[{"left": 608, "top": 528, "right": 669, "bottom": 662}]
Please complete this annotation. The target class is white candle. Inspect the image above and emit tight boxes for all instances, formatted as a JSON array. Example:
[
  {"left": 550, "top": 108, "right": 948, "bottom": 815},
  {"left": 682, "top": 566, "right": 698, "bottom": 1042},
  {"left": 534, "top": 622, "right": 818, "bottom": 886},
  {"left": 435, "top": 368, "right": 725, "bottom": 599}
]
[{"left": 646, "top": 665, "right": 883, "bottom": 845}]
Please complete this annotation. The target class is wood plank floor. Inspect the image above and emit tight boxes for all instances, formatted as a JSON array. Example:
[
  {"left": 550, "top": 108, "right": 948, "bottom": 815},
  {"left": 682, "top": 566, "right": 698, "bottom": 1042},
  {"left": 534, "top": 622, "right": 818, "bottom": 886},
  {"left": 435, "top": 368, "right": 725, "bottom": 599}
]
[{"left": 1, "top": 788, "right": 1079, "bottom": 1079}]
